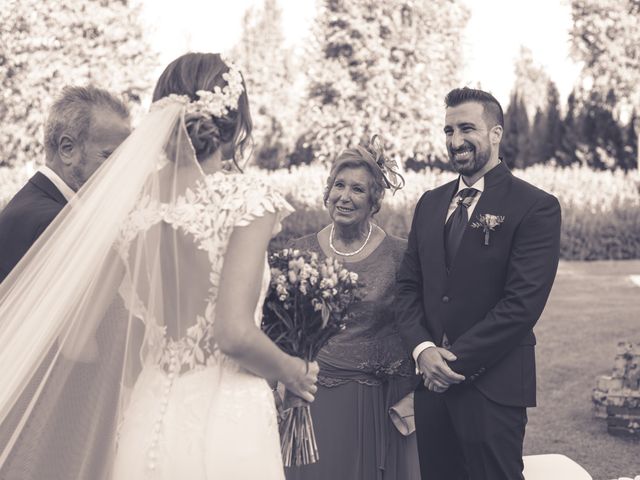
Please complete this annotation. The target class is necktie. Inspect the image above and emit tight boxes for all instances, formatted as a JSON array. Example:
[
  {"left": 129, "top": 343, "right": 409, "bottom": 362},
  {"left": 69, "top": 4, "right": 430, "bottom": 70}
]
[{"left": 445, "top": 187, "right": 479, "bottom": 270}]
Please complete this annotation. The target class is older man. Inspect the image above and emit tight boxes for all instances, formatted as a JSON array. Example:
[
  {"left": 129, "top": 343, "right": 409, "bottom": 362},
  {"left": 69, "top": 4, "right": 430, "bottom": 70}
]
[
  {"left": 0, "top": 85, "right": 131, "bottom": 479},
  {"left": 0, "top": 85, "right": 131, "bottom": 283}
]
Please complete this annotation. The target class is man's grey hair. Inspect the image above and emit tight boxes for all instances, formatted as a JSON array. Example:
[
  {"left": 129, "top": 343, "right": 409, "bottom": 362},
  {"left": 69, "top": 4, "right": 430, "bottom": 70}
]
[{"left": 44, "top": 86, "right": 130, "bottom": 161}]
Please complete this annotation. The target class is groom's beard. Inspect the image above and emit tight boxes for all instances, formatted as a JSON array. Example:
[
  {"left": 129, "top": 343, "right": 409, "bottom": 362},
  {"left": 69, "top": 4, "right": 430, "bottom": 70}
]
[{"left": 449, "top": 141, "right": 491, "bottom": 177}]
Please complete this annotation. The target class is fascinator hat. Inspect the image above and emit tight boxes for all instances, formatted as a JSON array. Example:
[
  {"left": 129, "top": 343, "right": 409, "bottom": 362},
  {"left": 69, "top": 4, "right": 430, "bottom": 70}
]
[
  {"left": 331, "top": 135, "right": 405, "bottom": 194},
  {"left": 358, "top": 135, "right": 405, "bottom": 193}
]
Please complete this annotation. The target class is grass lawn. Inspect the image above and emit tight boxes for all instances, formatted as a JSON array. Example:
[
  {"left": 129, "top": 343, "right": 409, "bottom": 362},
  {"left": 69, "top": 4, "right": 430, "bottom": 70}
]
[{"left": 524, "top": 260, "right": 640, "bottom": 480}]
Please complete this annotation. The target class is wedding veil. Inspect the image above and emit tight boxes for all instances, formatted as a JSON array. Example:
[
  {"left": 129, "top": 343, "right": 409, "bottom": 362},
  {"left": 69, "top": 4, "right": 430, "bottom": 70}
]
[{"left": 0, "top": 99, "right": 210, "bottom": 479}]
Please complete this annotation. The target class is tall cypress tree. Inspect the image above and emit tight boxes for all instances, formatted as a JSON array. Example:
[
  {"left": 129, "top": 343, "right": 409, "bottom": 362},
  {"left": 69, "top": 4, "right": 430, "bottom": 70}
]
[
  {"left": 527, "top": 80, "right": 564, "bottom": 166},
  {"left": 622, "top": 111, "right": 638, "bottom": 171},
  {"left": 501, "top": 93, "right": 530, "bottom": 169},
  {"left": 529, "top": 108, "right": 548, "bottom": 166},
  {"left": 513, "top": 46, "right": 552, "bottom": 124},
  {"left": 556, "top": 91, "right": 581, "bottom": 166},
  {"left": 544, "top": 81, "right": 564, "bottom": 163}
]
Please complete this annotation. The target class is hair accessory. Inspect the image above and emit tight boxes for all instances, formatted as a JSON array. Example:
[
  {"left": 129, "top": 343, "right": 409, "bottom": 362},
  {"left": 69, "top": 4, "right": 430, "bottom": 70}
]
[
  {"left": 359, "top": 135, "right": 405, "bottom": 194},
  {"left": 150, "top": 55, "right": 244, "bottom": 118}
]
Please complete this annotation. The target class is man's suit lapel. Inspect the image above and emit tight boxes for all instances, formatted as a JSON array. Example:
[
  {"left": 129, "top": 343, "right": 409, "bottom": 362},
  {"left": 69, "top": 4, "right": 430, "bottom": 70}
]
[
  {"left": 29, "top": 172, "right": 67, "bottom": 206},
  {"left": 449, "top": 162, "right": 511, "bottom": 275},
  {"left": 427, "top": 180, "right": 458, "bottom": 279},
  {"left": 467, "top": 163, "right": 510, "bottom": 227}
]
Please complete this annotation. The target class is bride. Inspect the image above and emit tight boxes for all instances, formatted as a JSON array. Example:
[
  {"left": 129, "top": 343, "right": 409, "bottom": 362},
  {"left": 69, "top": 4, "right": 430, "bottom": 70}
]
[{"left": 0, "top": 52, "right": 318, "bottom": 479}]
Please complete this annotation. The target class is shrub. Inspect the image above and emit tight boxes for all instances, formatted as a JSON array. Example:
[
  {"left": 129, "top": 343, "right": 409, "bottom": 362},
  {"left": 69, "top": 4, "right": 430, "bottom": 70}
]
[
  {"left": 266, "top": 164, "right": 640, "bottom": 260},
  {"left": 2, "top": 163, "right": 639, "bottom": 260}
]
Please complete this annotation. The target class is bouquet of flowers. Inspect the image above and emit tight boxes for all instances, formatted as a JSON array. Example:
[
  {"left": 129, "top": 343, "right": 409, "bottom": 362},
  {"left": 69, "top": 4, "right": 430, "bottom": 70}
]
[{"left": 262, "top": 248, "right": 361, "bottom": 466}]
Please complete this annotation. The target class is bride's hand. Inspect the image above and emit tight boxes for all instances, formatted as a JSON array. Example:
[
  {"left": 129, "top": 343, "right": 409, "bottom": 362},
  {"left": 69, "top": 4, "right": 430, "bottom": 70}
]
[{"left": 283, "top": 358, "right": 319, "bottom": 403}]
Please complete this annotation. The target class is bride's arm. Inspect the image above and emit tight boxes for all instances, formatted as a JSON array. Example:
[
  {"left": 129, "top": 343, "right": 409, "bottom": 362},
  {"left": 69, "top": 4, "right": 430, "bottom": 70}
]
[{"left": 215, "top": 212, "right": 318, "bottom": 402}]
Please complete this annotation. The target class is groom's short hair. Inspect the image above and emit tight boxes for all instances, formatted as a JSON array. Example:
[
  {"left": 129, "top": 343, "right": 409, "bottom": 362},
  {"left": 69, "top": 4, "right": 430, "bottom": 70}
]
[
  {"left": 445, "top": 87, "right": 504, "bottom": 128},
  {"left": 44, "top": 85, "right": 130, "bottom": 161}
]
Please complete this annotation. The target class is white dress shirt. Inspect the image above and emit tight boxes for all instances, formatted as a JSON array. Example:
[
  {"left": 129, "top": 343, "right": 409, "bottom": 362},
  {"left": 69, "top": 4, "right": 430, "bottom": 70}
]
[
  {"left": 38, "top": 166, "right": 75, "bottom": 202},
  {"left": 412, "top": 175, "right": 486, "bottom": 367}
]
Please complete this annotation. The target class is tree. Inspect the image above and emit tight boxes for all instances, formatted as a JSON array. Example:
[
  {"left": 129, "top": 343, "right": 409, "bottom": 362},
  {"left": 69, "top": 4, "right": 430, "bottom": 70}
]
[
  {"left": 555, "top": 90, "right": 581, "bottom": 166},
  {"left": 300, "top": 0, "right": 469, "bottom": 166},
  {"left": 512, "top": 46, "right": 552, "bottom": 123},
  {"left": 529, "top": 81, "right": 564, "bottom": 165},
  {"left": 543, "top": 81, "right": 564, "bottom": 163},
  {"left": 570, "top": 0, "right": 640, "bottom": 168},
  {"left": 502, "top": 49, "right": 555, "bottom": 168},
  {"left": 529, "top": 108, "right": 548, "bottom": 166},
  {"left": 500, "top": 93, "right": 530, "bottom": 169},
  {"left": 231, "top": 0, "right": 298, "bottom": 169},
  {"left": 622, "top": 110, "right": 638, "bottom": 170},
  {"left": 579, "top": 89, "right": 626, "bottom": 169},
  {"left": 0, "top": 0, "right": 157, "bottom": 167}
]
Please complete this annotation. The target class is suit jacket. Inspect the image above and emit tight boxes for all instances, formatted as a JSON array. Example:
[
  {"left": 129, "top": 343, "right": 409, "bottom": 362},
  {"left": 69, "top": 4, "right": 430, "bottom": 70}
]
[
  {"left": 395, "top": 162, "right": 561, "bottom": 407},
  {"left": 0, "top": 172, "right": 67, "bottom": 283}
]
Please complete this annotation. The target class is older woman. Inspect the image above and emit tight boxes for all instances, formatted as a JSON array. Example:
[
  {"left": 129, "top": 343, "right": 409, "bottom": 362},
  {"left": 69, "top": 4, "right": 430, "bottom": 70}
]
[{"left": 285, "top": 137, "right": 420, "bottom": 480}]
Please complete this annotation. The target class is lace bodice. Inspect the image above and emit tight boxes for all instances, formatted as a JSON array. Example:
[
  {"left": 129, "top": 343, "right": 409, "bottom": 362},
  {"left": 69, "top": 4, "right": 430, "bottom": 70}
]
[{"left": 116, "top": 171, "right": 293, "bottom": 373}]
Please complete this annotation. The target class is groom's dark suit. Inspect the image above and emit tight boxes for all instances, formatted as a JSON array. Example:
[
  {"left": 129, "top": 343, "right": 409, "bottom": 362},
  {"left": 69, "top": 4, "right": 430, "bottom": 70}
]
[
  {"left": 396, "top": 162, "right": 561, "bottom": 479},
  {"left": 0, "top": 171, "right": 67, "bottom": 283}
]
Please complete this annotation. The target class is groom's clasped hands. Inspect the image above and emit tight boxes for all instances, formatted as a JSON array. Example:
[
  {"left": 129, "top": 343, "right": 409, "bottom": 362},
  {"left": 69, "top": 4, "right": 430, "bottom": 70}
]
[{"left": 417, "top": 347, "right": 465, "bottom": 393}]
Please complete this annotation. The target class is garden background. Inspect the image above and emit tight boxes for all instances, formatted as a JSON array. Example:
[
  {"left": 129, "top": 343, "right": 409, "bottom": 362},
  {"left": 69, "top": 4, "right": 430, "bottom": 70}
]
[{"left": 1, "top": 0, "right": 639, "bottom": 478}]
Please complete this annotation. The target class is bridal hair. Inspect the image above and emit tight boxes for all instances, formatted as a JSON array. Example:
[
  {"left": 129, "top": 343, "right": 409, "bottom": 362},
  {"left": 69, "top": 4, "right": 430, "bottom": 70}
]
[
  {"left": 152, "top": 52, "right": 253, "bottom": 169},
  {"left": 445, "top": 87, "right": 504, "bottom": 128},
  {"left": 44, "top": 85, "right": 130, "bottom": 161},
  {"left": 323, "top": 135, "right": 404, "bottom": 215}
]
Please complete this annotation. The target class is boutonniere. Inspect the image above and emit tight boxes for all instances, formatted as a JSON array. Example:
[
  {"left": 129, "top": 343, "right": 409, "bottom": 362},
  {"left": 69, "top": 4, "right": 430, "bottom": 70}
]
[{"left": 471, "top": 213, "right": 505, "bottom": 246}]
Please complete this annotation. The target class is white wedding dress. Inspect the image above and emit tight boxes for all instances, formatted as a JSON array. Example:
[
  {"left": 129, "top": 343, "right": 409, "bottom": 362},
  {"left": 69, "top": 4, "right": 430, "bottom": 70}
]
[
  {"left": 0, "top": 102, "right": 294, "bottom": 479},
  {"left": 111, "top": 171, "right": 292, "bottom": 479}
]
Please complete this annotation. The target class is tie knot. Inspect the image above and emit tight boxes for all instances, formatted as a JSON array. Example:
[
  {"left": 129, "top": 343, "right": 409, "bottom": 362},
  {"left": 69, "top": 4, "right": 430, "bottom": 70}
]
[{"left": 456, "top": 188, "right": 478, "bottom": 208}]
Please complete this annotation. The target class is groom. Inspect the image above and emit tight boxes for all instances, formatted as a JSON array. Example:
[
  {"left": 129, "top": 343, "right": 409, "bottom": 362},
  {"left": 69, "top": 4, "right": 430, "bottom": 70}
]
[
  {"left": 0, "top": 85, "right": 131, "bottom": 283},
  {"left": 395, "top": 87, "right": 561, "bottom": 479}
]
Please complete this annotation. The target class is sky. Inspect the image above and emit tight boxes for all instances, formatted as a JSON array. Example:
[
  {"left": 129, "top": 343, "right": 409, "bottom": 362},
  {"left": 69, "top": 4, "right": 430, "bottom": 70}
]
[
  {"left": 138, "top": 0, "right": 582, "bottom": 108},
  {"left": 459, "top": 0, "right": 582, "bottom": 106}
]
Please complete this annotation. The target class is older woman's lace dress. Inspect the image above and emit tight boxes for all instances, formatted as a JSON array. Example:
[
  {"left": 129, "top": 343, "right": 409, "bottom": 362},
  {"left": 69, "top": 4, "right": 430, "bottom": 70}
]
[{"left": 285, "top": 234, "right": 420, "bottom": 480}]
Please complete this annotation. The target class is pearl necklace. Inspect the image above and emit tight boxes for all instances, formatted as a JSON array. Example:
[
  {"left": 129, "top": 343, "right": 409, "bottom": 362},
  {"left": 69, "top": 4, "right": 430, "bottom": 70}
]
[{"left": 329, "top": 222, "right": 373, "bottom": 257}]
